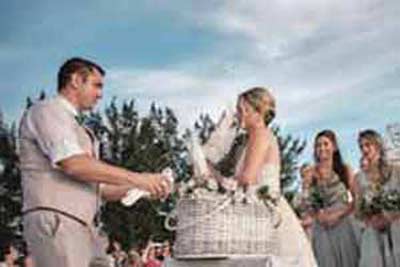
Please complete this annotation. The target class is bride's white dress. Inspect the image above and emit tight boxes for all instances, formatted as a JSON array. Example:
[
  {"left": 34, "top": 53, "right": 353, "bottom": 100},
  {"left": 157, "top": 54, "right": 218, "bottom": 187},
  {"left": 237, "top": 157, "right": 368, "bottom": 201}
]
[{"left": 251, "top": 163, "right": 317, "bottom": 267}]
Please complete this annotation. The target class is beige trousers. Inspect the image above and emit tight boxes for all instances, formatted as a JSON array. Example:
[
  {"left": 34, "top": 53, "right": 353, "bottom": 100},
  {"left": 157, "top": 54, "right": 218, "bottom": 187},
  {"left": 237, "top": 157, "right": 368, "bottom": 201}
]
[{"left": 23, "top": 211, "right": 94, "bottom": 267}]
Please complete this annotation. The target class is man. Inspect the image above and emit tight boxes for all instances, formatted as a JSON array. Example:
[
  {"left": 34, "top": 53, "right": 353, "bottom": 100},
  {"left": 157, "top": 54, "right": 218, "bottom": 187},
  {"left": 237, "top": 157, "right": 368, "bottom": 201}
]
[{"left": 19, "top": 57, "right": 170, "bottom": 267}]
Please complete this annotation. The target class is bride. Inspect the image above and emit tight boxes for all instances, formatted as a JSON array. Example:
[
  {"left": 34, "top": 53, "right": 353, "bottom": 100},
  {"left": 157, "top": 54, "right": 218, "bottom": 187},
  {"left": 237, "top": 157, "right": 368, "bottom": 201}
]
[{"left": 202, "top": 87, "right": 316, "bottom": 266}]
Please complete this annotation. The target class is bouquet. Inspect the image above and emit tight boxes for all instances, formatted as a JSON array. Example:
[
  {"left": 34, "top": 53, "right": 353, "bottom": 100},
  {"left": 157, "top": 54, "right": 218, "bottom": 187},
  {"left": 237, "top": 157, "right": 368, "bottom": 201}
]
[
  {"left": 298, "top": 185, "right": 332, "bottom": 213},
  {"left": 305, "top": 180, "right": 349, "bottom": 213},
  {"left": 356, "top": 187, "right": 400, "bottom": 219},
  {"left": 307, "top": 186, "right": 327, "bottom": 211},
  {"left": 357, "top": 190, "right": 385, "bottom": 218},
  {"left": 381, "top": 189, "right": 400, "bottom": 212}
]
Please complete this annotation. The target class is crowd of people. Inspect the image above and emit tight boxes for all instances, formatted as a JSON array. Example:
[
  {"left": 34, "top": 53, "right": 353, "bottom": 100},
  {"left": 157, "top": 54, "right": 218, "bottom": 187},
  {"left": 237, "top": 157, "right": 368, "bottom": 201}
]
[
  {"left": 0, "top": 240, "right": 33, "bottom": 267},
  {"left": 294, "top": 129, "right": 400, "bottom": 267},
  {"left": 0, "top": 238, "right": 172, "bottom": 267},
  {"left": 91, "top": 239, "right": 172, "bottom": 267}
]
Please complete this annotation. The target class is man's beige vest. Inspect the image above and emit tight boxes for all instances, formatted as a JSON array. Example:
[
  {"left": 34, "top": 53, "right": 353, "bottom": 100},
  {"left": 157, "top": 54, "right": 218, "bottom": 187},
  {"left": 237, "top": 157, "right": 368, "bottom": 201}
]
[{"left": 19, "top": 99, "right": 99, "bottom": 225}]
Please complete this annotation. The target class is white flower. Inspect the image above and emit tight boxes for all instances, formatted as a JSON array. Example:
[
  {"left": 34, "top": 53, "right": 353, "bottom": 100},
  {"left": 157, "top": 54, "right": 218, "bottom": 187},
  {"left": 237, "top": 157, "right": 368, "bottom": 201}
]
[
  {"left": 206, "top": 179, "right": 219, "bottom": 191},
  {"left": 221, "top": 178, "right": 237, "bottom": 192}
]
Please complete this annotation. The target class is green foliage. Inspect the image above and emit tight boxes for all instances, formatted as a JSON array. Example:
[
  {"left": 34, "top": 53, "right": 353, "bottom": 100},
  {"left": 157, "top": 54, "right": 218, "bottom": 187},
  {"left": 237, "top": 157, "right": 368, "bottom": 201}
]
[
  {"left": 0, "top": 112, "right": 22, "bottom": 240},
  {"left": 88, "top": 99, "right": 190, "bottom": 249},
  {"left": 272, "top": 126, "right": 306, "bottom": 200}
]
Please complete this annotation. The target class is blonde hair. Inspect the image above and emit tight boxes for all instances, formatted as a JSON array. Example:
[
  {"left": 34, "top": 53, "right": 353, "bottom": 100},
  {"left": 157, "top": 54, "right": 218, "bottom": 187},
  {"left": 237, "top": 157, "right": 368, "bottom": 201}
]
[
  {"left": 358, "top": 129, "right": 389, "bottom": 182},
  {"left": 239, "top": 86, "right": 276, "bottom": 126}
]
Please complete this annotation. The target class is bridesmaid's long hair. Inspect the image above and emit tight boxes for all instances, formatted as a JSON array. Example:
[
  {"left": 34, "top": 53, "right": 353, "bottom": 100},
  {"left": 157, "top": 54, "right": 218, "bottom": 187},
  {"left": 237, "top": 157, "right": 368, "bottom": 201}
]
[
  {"left": 239, "top": 87, "right": 276, "bottom": 127},
  {"left": 314, "top": 130, "right": 350, "bottom": 188},
  {"left": 358, "top": 129, "right": 389, "bottom": 182}
]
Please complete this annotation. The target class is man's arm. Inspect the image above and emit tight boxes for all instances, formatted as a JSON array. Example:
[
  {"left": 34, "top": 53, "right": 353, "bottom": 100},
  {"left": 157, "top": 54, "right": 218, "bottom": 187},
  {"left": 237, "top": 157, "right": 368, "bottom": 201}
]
[
  {"left": 58, "top": 154, "right": 169, "bottom": 198},
  {"left": 25, "top": 105, "right": 170, "bottom": 199}
]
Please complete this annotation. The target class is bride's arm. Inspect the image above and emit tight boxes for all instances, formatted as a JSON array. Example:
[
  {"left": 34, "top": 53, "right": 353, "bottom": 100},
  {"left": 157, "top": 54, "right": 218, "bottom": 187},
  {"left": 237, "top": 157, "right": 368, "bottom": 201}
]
[{"left": 235, "top": 130, "right": 269, "bottom": 186}]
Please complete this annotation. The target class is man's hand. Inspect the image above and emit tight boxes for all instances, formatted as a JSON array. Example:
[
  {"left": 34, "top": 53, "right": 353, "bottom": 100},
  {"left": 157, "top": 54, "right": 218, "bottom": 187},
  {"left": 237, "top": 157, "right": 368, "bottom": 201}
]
[
  {"left": 134, "top": 173, "right": 171, "bottom": 199},
  {"left": 59, "top": 154, "right": 172, "bottom": 199}
]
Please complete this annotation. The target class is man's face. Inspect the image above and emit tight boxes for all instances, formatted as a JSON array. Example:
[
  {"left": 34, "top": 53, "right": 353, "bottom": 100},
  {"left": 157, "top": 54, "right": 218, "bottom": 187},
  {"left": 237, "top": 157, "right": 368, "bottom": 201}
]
[
  {"left": 236, "top": 98, "right": 254, "bottom": 129},
  {"left": 77, "top": 69, "right": 103, "bottom": 110}
]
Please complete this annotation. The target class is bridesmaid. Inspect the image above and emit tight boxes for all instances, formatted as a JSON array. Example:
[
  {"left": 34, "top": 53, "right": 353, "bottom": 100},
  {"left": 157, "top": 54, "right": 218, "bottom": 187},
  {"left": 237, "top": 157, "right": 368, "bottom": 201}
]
[
  {"left": 354, "top": 129, "right": 400, "bottom": 267},
  {"left": 309, "top": 130, "right": 359, "bottom": 267}
]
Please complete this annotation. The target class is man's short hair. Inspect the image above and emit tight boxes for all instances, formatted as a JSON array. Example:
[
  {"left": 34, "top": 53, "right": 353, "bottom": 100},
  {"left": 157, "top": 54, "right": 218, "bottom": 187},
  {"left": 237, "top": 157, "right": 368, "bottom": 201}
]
[{"left": 57, "top": 57, "right": 105, "bottom": 92}]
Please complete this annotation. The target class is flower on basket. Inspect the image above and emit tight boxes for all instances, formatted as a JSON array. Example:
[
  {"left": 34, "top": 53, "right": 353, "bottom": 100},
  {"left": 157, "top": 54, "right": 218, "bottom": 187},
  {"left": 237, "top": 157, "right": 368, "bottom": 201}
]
[
  {"left": 256, "top": 185, "right": 279, "bottom": 206},
  {"left": 256, "top": 185, "right": 282, "bottom": 228},
  {"left": 176, "top": 176, "right": 220, "bottom": 199}
]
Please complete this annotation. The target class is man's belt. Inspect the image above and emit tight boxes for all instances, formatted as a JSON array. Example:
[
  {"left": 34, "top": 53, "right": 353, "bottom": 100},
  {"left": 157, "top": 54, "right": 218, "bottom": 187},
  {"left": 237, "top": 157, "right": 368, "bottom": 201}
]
[{"left": 22, "top": 206, "right": 90, "bottom": 228}]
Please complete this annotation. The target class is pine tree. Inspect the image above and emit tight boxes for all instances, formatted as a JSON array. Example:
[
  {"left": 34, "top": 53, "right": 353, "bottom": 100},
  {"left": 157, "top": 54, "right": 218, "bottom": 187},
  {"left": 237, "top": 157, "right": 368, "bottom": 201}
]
[
  {"left": 273, "top": 127, "right": 306, "bottom": 200},
  {"left": 0, "top": 112, "right": 22, "bottom": 240},
  {"left": 88, "top": 99, "right": 189, "bottom": 249}
]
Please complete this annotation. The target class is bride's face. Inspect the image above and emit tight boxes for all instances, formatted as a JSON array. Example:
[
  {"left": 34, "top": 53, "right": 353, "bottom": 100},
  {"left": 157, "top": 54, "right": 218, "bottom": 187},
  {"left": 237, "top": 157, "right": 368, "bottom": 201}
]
[{"left": 237, "top": 97, "right": 258, "bottom": 129}]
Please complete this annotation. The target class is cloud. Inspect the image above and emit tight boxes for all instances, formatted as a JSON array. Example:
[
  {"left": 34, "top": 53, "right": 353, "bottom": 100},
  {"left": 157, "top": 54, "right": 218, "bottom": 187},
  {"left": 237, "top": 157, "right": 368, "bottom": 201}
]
[
  {"left": 106, "top": 67, "right": 246, "bottom": 129},
  {"left": 102, "top": 0, "right": 399, "bottom": 145},
  {"left": 1, "top": 0, "right": 398, "bottom": 163}
]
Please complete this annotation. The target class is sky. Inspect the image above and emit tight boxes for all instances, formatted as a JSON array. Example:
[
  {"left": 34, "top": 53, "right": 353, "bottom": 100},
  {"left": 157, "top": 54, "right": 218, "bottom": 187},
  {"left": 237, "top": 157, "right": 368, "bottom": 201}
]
[{"left": 0, "top": 0, "right": 399, "bottom": 168}]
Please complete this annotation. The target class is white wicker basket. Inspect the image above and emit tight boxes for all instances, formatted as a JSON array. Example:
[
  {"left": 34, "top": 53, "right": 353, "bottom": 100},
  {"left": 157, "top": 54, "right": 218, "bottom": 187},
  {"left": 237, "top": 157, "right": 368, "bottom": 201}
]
[{"left": 173, "top": 196, "right": 280, "bottom": 259}]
